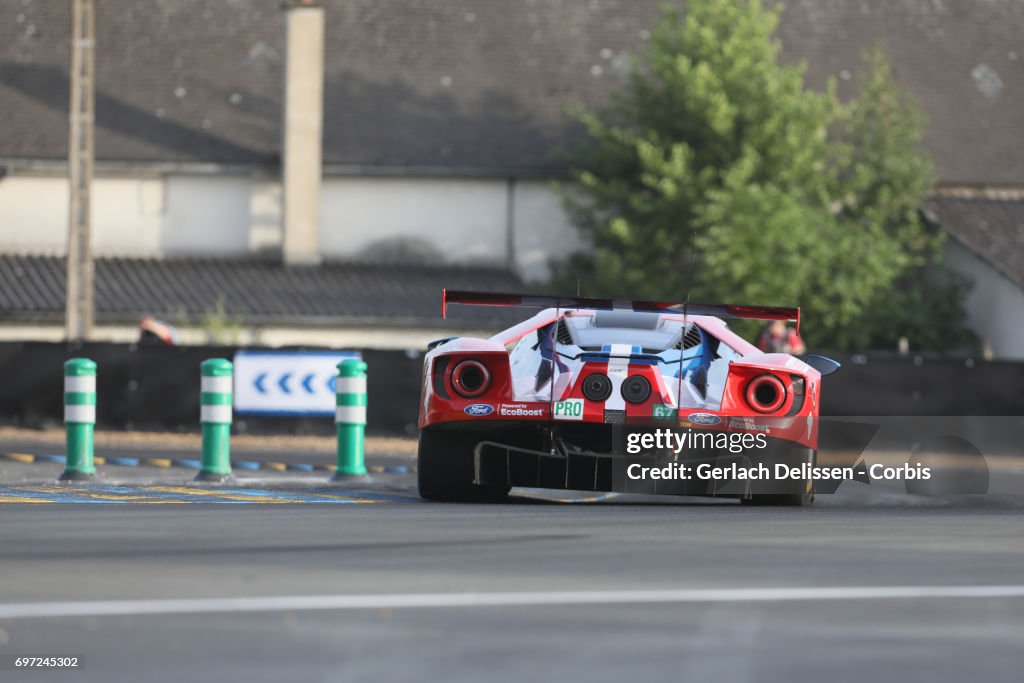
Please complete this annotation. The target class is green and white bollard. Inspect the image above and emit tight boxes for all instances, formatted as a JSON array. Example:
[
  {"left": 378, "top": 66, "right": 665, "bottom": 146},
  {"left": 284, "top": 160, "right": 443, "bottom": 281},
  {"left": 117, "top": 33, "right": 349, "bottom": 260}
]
[
  {"left": 333, "top": 358, "right": 368, "bottom": 480},
  {"left": 197, "top": 358, "right": 233, "bottom": 482},
  {"left": 61, "top": 358, "right": 97, "bottom": 481}
]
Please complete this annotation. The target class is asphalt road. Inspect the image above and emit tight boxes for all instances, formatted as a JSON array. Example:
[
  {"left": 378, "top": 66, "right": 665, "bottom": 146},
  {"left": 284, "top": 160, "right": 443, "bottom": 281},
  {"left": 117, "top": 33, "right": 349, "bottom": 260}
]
[
  {"left": 1, "top": 486, "right": 1023, "bottom": 683},
  {"left": 0, "top": 438, "right": 408, "bottom": 470}
]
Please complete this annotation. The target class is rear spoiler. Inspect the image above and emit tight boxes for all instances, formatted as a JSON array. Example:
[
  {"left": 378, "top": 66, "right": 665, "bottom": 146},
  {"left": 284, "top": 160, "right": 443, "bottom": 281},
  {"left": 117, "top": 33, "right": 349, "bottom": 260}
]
[{"left": 442, "top": 290, "right": 800, "bottom": 332}]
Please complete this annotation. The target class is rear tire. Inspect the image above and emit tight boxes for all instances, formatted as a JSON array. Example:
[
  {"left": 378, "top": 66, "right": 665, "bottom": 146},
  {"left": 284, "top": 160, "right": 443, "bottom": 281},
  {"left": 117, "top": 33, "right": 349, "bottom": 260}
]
[
  {"left": 418, "top": 427, "right": 511, "bottom": 502},
  {"left": 740, "top": 492, "right": 814, "bottom": 507},
  {"left": 741, "top": 447, "right": 816, "bottom": 507}
]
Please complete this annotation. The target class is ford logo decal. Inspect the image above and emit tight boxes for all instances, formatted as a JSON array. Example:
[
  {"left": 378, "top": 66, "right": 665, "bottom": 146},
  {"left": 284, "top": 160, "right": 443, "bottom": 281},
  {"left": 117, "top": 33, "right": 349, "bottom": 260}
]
[
  {"left": 464, "top": 404, "right": 495, "bottom": 416},
  {"left": 687, "top": 412, "right": 721, "bottom": 426}
]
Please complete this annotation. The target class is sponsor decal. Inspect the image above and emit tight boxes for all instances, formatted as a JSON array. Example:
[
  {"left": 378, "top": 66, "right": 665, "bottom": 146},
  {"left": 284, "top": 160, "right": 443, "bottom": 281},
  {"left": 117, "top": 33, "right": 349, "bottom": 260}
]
[
  {"left": 687, "top": 412, "right": 722, "bottom": 426},
  {"left": 499, "top": 403, "right": 545, "bottom": 417},
  {"left": 729, "top": 416, "right": 754, "bottom": 430},
  {"left": 729, "top": 416, "right": 771, "bottom": 434},
  {"left": 652, "top": 404, "right": 677, "bottom": 421},
  {"left": 464, "top": 403, "right": 495, "bottom": 416},
  {"left": 553, "top": 399, "right": 584, "bottom": 421}
]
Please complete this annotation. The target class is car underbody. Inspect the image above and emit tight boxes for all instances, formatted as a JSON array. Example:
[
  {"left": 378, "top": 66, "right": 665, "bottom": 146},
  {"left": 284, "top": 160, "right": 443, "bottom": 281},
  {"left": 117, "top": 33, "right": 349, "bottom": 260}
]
[{"left": 422, "top": 421, "right": 816, "bottom": 503}]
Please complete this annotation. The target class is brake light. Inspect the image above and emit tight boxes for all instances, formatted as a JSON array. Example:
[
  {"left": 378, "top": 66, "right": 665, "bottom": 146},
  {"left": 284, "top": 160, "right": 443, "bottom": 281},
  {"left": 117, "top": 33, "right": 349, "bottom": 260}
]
[
  {"left": 745, "top": 374, "right": 786, "bottom": 414},
  {"left": 451, "top": 359, "right": 492, "bottom": 398}
]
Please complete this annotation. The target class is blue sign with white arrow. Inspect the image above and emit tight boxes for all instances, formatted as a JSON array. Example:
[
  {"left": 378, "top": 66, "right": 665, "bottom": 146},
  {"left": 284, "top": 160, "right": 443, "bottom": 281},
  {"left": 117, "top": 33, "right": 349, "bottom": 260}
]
[{"left": 233, "top": 350, "right": 360, "bottom": 416}]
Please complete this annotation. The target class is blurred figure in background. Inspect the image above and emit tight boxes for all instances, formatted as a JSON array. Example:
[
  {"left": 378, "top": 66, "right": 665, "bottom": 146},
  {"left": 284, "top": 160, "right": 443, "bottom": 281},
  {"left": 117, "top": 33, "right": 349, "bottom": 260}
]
[
  {"left": 138, "top": 316, "right": 179, "bottom": 346},
  {"left": 757, "top": 320, "right": 805, "bottom": 355}
]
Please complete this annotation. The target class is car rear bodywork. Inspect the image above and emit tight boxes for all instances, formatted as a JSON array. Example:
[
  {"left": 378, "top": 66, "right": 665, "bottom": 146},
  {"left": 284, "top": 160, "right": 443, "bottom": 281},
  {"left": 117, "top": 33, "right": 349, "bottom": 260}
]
[{"left": 418, "top": 291, "right": 832, "bottom": 504}]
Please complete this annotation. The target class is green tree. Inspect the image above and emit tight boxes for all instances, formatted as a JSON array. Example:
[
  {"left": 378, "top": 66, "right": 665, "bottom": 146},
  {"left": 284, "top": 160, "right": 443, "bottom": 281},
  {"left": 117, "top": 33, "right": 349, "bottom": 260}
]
[
  {"left": 552, "top": 0, "right": 971, "bottom": 351},
  {"left": 830, "top": 50, "right": 974, "bottom": 351}
]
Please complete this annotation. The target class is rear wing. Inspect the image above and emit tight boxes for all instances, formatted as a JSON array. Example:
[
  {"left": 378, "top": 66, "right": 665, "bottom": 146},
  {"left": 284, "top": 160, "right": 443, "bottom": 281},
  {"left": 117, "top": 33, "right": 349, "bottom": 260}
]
[{"left": 442, "top": 289, "right": 800, "bottom": 332}]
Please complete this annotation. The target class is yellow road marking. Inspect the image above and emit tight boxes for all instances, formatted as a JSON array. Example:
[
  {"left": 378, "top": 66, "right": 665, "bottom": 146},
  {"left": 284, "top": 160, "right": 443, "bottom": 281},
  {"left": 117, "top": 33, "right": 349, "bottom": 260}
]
[
  {"left": 0, "top": 495, "right": 53, "bottom": 503},
  {"left": 147, "top": 486, "right": 298, "bottom": 503},
  {"left": 94, "top": 456, "right": 106, "bottom": 465},
  {"left": 2, "top": 486, "right": 381, "bottom": 504},
  {"left": 60, "top": 491, "right": 191, "bottom": 504},
  {"left": 127, "top": 500, "right": 189, "bottom": 504},
  {"left": 19, "top": 486, "right": 149, "bottom": 502},
  {"left": 297, "top": 491, "right": 382, "bottom": 503},
  {"left": 2, "top": 453, "right": 35, "bottom": 463},
  {"left": 146, "top": 486, "right": 380, "bottom": 504},
  {"left": 144, "top": 458, "right": 173, "bottom": 468},
  {"left": 62, "top": 490, "right": 164, "bottom": 502},
  {"left": 263, "top": 462, "right": 287, "bottom": 472}
]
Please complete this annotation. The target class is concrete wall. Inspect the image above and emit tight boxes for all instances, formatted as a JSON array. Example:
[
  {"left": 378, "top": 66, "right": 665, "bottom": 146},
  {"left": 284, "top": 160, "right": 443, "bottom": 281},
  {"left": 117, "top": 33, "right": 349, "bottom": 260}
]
[
  {"left": 514, "top": 181, "right": 583, "bottom": 283},
  {"left": 0, "top": 172, "right": 579, "bottom": 279},
  {"left": 319, "top": 177, "right": 508, "bottom": 265},
  {"left": 5, "top": 170, "right": 1024, "bottom": 359},
  {"left": 0, "top": 174, "right": 252, "bottom": 257},
  {"left": 945, "top": 240, "right": 1024, "bottom": 361},
  {"left": 161, "top": 176, "right": 254, "bottom": 255},
  {"left": 0, "top": 175, "right": 171, "bottom": 255}
]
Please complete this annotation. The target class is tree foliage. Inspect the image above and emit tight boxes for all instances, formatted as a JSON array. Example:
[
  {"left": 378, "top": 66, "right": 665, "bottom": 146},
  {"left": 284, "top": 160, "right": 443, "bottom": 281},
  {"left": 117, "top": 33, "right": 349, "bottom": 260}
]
[{"left": 552, "top": 0, "right": 972, "bottom": 351}]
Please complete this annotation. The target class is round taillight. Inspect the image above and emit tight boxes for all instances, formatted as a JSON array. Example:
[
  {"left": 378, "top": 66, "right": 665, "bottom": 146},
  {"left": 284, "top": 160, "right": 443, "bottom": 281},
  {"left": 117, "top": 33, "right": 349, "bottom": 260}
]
[
  {"left": 581, "top": 373, "right": 612, "bottom": 402},
  {"left": 451, "top": 360, "right": 491, "bottom": 398},
  {"left": 620, "top": 375, "right": 651, "bottom": 404},
  {"left": 746, "top": 374, "right": 786, "bottom": 414}
]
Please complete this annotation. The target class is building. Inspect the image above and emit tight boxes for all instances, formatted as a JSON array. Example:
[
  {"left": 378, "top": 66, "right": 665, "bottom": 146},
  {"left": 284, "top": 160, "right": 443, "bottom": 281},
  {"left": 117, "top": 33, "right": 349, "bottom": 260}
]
[
  {"left": 925, "top": 188, "right": 1024, "bottom": 359},
  {"left": 0, "top": 0, "right": 1022, "bottom": 354}
]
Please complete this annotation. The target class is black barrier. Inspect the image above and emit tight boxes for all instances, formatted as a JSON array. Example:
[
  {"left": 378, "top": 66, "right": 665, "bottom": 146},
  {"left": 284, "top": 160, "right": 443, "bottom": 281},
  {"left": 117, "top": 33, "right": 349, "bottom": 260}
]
[
  {"left": 0, "top": 342, "right": 423, "bottom": 436},
  {"left": 0, "top": 343, "right": 1020, "bottom": 436},
  {"left": 819, "top": 353, "right": 1024, "bottom": 416}
]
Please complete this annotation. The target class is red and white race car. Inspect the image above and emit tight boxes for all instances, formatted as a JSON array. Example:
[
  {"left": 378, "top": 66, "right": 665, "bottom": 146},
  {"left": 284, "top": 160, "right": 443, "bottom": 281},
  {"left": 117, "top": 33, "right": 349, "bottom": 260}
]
[{"left": 418, "top": 291, "right": 840, "bottom": 506}]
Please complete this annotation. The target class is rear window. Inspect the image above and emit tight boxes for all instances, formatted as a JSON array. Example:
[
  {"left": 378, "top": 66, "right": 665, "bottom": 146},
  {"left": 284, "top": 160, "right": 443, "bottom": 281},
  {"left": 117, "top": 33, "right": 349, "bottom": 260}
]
[{"left": 565, "top": 313, "right": 681, "bottom": 352}]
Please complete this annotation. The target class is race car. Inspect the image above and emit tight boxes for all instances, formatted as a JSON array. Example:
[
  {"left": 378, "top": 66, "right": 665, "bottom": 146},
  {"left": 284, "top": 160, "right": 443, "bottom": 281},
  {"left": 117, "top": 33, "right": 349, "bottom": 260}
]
[{"left": 418, "top": 291, "right": 840, "bottom": 506}]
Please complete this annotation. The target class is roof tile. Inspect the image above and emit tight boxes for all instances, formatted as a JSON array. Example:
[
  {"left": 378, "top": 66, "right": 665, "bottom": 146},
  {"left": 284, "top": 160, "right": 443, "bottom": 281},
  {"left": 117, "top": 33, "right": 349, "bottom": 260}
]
[
  {"left": 1, "top": 0, "right": 1022, "bottom": 182},
  {"left": 0, "top": 255, "right": 527, "bottom": 328},
  {"left": 926, "top": 193, "right": 1024, "bottom": 288}
]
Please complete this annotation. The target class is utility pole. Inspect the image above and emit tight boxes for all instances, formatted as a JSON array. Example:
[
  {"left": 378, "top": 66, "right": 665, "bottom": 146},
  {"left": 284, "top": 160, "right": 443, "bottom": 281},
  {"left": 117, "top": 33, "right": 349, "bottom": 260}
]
[
  {"left": 281, "top": 0, "right": 324, "bottom": 266},
  {"left": 66, "top": 0, "right": 95, "bottom": 340}
]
